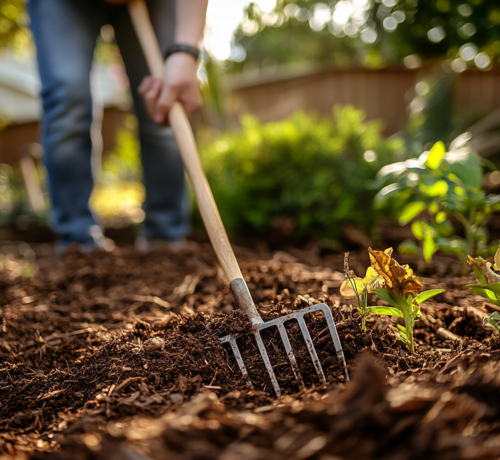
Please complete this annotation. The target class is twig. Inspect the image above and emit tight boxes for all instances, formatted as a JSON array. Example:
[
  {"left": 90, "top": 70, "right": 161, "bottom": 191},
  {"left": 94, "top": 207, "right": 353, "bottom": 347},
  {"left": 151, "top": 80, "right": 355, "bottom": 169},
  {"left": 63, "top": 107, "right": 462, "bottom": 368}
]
[{"left": 127, "top": 295, "right": 171, "bottom": 310}]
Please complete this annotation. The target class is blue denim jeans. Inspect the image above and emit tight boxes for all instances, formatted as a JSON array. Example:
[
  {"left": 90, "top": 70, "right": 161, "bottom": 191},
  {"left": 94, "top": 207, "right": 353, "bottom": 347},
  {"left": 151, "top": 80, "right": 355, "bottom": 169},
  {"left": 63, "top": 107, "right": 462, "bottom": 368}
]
[{"left": 28, "top": 0, "right": 190, "bottom": 247}]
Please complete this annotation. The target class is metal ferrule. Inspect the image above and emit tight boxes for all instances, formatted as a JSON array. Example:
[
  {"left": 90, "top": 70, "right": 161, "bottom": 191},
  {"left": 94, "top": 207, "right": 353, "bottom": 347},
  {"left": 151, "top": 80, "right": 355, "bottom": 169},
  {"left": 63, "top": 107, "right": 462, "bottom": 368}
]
[{"left": 230, "top": 278, "right": 263, "bottom": 326}]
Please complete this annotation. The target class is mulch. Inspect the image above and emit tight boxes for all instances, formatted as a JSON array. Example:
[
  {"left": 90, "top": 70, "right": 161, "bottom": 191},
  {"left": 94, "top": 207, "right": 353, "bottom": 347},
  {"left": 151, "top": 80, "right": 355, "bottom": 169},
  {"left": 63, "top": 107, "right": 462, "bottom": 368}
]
[{"left": 1, "top": 242, "right": 500, "bottom": 459}]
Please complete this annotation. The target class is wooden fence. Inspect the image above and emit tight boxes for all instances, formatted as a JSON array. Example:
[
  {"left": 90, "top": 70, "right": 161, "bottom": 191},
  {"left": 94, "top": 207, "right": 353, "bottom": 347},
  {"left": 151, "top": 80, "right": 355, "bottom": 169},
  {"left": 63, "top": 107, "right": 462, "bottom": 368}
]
[
  {"left": 228, "top": 67, "right": 500, "bottom": 135},
  {"left": 3, "top": 67, "right": 500, "bottom": 166}
]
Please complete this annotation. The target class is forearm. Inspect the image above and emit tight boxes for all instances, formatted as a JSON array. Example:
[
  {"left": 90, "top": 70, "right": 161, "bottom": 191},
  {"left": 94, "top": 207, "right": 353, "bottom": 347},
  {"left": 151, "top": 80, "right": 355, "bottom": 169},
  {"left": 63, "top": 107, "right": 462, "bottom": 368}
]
[{"left": 175, "top": 0, "right": 208, "bottom": 47}]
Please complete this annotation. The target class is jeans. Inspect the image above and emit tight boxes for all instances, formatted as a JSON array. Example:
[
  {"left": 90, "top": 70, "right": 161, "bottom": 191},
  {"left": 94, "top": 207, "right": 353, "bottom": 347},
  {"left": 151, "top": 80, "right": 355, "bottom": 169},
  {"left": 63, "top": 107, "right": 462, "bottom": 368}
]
[{"left": 28, "top": 0, "right": 190, "bottom": 247}]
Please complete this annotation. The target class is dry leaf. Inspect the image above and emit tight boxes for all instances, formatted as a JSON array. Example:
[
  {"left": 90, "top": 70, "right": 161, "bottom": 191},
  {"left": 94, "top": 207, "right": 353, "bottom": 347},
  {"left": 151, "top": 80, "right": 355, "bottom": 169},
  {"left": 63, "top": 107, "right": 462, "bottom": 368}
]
[
  {"left": 467, "top": 254, "right": 500, "bottom": 284},
  {"left": 368, "top": 248, "right": 422, "bottom": 296}
]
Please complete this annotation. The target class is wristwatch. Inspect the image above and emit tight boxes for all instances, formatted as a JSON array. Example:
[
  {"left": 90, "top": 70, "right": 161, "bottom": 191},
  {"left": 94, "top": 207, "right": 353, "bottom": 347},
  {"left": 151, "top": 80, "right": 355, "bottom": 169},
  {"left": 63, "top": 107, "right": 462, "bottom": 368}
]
[{"left": 164, "top": 44, "right": 200, "bottom": 61}]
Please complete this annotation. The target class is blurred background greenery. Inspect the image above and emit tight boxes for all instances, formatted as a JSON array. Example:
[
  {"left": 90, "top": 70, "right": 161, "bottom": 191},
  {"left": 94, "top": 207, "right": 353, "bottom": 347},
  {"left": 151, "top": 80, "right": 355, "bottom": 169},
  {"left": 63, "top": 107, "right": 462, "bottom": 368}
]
[{"left": 1, "top": 0, "right": 500, "bottom": 259}]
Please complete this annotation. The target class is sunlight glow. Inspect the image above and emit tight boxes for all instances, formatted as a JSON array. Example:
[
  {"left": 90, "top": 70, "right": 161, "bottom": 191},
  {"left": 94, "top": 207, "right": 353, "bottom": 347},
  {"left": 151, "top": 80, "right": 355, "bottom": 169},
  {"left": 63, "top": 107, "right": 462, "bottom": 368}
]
[{"left": 205, "top": 0, "right": 276, "bottom": 61}]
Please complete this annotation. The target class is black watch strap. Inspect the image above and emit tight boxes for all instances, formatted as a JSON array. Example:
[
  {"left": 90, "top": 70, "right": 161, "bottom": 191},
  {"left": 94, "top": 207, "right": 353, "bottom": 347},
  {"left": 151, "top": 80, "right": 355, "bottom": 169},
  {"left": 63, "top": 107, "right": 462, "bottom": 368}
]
[{"left": 164, "top": 44, "right": 200, "bottom": 61}]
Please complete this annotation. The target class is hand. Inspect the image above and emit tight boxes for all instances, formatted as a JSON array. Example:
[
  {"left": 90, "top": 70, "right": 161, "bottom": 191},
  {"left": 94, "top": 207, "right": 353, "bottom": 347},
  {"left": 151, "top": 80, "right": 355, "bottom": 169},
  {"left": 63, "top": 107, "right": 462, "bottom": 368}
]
[{"left": 138, "top": 53, "right": 202, "bottom": 125}]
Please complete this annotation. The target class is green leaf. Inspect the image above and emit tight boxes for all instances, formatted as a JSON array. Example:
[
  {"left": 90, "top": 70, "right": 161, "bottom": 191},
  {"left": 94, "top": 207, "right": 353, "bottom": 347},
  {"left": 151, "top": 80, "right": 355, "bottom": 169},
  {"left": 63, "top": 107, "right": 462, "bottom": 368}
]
[
  {"left": 425, "top": 141, "right": 446, "bottom": 170},
  {"left": 375, "top": 288, "right": 400, "bottom": 308},
  {"left": 366, "top": 306, "right": 404, "bottom": 318},
  {"left": 411, "top": 221, "right": 425, "bottom": 240},
  {"left": 483, "top": 312, "right": 500, "bottom": 334},
  {"left": 395, "top": 324, "right": 410, "bottom": 345},
  {"left": 399, "top": 202, "right": 426, "bottom": 225},
  {"left": 488, "top": 312, "right": 500, "bottom": 322},
  {"left": 396, "top": 332, "right": 410, "bottom": 345},
  {"left": 398, "top": 240, "right": 419, "bottom": 256},
  {"left": 423, "top": 231, "right": 437, "bottom": 263},
  {"left": 374, "top": 184, "right": 403, "bottom": 207},
  {"left": 446, "top": 150, "right": 482, "bottom": 189},
  {"left": 397, "top": 324, "right": 408, "bottom": 337},
  {"left": 419, "top": 180, "right": 448, "bottom": 197},
  {"left": 435, "top": 211, "right": 447, "bottom": 224},
  {"left": 467, "top": 282, "right": 500, "bottom": 295},
  {"left": 414, "top": 289, "right": 445, "bottom": 304},
  {"left": 466, "top": 285, "right": 500, "bottom": 306},
  {"left": 469, "top": 265, "right": 488, "bottom": 286}
]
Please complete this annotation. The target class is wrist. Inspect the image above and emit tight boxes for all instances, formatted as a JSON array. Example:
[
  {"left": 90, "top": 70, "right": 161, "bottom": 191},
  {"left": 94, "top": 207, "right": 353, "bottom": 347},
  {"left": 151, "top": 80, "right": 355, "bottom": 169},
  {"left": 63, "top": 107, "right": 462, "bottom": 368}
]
[{"left": 164, "top": 43, "right": 200, "bottom": 62}]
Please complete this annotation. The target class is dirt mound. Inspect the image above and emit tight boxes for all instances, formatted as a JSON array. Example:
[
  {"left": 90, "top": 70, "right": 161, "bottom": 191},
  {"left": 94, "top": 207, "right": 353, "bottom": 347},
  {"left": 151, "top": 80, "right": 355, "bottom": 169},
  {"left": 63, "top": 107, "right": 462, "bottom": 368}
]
[
  {"left": 1, "top": 244, "right": 500, "bottom": 457},
  {"left": 32, "top": 354, "right": 500, "bottom": 460}
]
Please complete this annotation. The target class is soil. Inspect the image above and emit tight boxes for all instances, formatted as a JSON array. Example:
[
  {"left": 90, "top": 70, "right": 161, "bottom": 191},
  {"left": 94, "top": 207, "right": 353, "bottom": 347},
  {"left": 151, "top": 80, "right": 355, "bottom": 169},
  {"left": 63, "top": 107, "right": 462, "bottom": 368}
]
[{"left": 1, "top": 241, "right": 500, "bottom": 459}]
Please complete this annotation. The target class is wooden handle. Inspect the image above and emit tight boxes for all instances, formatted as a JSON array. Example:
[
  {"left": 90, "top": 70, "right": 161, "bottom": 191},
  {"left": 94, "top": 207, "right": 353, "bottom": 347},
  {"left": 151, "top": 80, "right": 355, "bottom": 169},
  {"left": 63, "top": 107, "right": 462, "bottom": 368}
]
[{"left": 128, "top": 0, "right": 243, "bottom": 284}]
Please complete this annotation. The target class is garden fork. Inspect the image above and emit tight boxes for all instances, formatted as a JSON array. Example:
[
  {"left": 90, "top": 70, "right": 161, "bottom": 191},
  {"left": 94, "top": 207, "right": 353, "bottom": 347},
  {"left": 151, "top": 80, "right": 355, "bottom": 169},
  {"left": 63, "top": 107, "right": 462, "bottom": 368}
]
[{"left": 128, "top": 0, "right": 349, "bottom": 397}]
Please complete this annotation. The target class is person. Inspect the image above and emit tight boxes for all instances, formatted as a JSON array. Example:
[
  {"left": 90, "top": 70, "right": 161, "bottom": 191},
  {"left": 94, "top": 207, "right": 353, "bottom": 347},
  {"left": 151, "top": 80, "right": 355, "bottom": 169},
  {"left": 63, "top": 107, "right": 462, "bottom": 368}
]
[{"left": 27, "top": 0, "right": 208, "bottom": 253}]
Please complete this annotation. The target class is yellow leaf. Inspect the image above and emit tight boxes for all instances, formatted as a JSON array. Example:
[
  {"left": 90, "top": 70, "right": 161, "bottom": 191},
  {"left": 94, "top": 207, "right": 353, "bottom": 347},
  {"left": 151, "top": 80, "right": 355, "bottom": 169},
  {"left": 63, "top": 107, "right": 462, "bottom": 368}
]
[
  {"left": 363, "top": 266, "right": 385, "bottom": 293},
  {"left": 340, "top": 278, "right": 365, "bottom": 297},
  {"left": 494, "top": 246, "right": 500, "bottom": 271},
  {"left": 368, "top": 248, "right": 422, "bottom": 296},
  {"left": 364, "top": 266, "right": 378, "bottom": 284},
  {"left": 468, "top": 255, "right": 500, "bottom": 284}
]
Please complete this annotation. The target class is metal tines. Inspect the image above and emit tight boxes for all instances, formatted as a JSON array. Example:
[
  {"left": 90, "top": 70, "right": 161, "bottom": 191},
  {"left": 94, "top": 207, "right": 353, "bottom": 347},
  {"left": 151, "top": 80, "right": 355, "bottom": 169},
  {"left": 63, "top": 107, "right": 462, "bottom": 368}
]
[{"left": 220, "top": 301, "right": 349, "bottom": 397}]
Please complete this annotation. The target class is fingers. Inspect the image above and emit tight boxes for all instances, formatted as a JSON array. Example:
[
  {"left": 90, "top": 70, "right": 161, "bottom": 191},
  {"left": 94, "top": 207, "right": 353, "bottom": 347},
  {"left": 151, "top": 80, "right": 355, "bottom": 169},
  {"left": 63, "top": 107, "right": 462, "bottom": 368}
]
[
  {"left": 138, "top": 75, "right": 153, "bottom": 94},
  {"left": 154, "top": 84, "right": 178, "bottom": 125},
  {"left": 138, "top": 76, "right": 162, "bottom": 122},
  {"left": 178, "top": 87, "right": 203, "bottom": 116},
  {"left": 138, "top": 77, "right": 203, "bottom": 125}
]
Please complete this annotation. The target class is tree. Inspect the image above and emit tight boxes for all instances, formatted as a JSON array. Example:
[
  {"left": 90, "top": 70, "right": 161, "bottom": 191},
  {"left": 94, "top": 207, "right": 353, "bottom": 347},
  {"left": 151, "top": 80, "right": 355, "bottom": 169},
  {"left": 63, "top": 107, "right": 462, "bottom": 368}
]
[{"left": 229, "top": 0, "right": 500, "bottom": 72}]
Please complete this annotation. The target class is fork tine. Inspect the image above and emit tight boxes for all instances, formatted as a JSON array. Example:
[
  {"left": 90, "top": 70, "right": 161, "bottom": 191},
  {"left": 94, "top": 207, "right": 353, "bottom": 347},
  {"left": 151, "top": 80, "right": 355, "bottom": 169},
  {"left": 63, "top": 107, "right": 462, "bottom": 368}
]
[
  {"left": 221, "top": 303, "right": 348, "bottom": 398},
  {"left": 297, "top": 317, "right": 327, "bottom": 384},
  {"left": 276, "top": 322, "right": 305, "bottom": 389},
  {"left": 319, "top": 306, "right": 350, "bottom": 380},
  {"left": 254, "top": 331, "right": 282, "bottom": 397},
  {"left": 228, "top": 338, "right": 252, "bottom": 387}
]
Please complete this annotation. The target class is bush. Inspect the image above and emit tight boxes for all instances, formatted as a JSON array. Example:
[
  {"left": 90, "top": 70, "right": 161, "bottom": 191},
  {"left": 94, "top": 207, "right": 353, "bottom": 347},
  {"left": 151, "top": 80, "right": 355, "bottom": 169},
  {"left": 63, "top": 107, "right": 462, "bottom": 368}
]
[
  {"left": 374, "top": 137, "right": 500, "bottom": 270},
  {"left": 201, "top": 106, "right": 403, "bottom": 240}
]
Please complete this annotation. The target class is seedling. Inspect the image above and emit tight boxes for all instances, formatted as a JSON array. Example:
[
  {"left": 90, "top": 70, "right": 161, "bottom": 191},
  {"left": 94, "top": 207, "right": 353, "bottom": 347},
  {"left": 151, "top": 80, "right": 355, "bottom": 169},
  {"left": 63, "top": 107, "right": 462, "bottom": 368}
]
[
  {"left": 342, "top": 248, "right": 444, "bottom": 353},
  {"left": 465, "top": 247, "right": 500, "bottom": 335},
  {"left": 341, "top": 251, "right": 386, "bottom": 331}
]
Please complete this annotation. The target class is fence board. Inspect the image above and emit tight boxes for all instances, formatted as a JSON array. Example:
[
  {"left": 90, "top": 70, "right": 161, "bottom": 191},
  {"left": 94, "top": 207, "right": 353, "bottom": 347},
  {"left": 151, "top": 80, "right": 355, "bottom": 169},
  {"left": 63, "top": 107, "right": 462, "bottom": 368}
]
[{"left": 230, "top": 67, "right": 500, "bottom": 135}]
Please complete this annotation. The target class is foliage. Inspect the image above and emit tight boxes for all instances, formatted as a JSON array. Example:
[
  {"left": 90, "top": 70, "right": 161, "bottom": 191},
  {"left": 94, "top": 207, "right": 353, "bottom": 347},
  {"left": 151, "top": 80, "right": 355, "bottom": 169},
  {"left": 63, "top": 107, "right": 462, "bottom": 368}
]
[
  {"left": 341, "top": 247, "right": 444, "bottom": 353},
  {"left": 465, "top": 248, "right": 500, "bottom": 334},
  {"left": 99, "top": 119, "right": 142, "bottom": 185},
  {"left": 374, "top": 138, "right": 500, "bottom": 269},
  {"left": 0, "top": 0, "right": 32, "bottom": 54},
  {"left": 230, "top": 2, "right": 370, "bottom": 73},
  {"left": 92, "top": 118, "right": 145, "bottom": 225},
  {"left": 369, "top": 0, "right": 500, "bottom": 65},
  {"left": 201, "top": 105, "right": 402, "bottom": 240},
  {"left": 230, "top": 0, "right": 500, "bottom": 70},
  {"left": 0, "top": 163, "right": 48, "bottom": 229},
  {"left": 405, "top": 71, "right": 457, "bottom": 149}
]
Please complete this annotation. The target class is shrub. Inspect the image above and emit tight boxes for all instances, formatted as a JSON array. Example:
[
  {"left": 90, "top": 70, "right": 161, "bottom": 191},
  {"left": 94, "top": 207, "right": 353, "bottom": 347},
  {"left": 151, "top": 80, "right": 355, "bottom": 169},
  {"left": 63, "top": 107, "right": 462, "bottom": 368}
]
[
  {"left": 201, "top": 106, "right": 403, "bottom": 240},
  {"left": 374, "top": 138, "right": 500, "bottom": 270}
]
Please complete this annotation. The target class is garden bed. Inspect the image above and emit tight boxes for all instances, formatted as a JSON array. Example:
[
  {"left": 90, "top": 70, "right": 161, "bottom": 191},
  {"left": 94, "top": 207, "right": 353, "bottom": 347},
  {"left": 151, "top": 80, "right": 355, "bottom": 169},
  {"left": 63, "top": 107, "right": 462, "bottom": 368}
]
[{"left": 1, "top": 243, "right": 500, "bottom": 459}]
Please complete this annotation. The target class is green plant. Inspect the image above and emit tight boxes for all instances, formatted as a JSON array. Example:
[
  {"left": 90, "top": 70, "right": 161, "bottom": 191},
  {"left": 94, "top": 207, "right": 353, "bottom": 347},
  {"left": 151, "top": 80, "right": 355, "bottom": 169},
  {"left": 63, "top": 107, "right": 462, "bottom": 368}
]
[
  {"left": 341, "top": 248, "right": 444, "bottom": 353},
  {"left": 466, "top": 248, "right": 500, "bottom": 335},
  {"left": 375, "top": 138, "right": 500, "bottom": 269},
  {"left": 484, "top": 312, "right": 500, "bottom": 334},
  {"left": 201, "top": 106, "right": 403, "bottom": 240},
  {"left": 341, "top": 250, "right": 388, "bottom": 332},
  {"left": 100, "top": 118, "right": 142, "bottom": 184}
]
